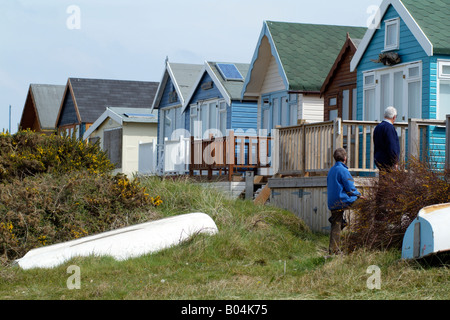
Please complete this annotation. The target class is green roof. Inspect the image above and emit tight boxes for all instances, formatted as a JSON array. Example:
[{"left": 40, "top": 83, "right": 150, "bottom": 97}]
[
  {"left": 266, "top": 21, "right": 366, "bottom": 91},
  {"left": 401, "top": 0, "right": 450, "bottom": 55}
]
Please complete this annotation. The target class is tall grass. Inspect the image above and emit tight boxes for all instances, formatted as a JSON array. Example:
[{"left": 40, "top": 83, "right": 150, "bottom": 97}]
[{"left": 1, "top": 176, "right": 448, "bottom": 300}]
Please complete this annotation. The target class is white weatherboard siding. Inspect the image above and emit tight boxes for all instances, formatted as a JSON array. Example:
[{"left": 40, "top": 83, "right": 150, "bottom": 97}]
[
  {"left": 298, "top": 94, "right": 324, "bottom": 123},
  {"left": 261, "top": 56, "right": 285, "bottom": 95},
  {"left": 122, "top": 123, "right": 157, "bottom": 176}
]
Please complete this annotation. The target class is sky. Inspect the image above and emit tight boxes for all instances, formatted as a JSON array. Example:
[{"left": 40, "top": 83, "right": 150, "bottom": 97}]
[{"left": 0, "top": 0, "right": 383, "bottom": 133}]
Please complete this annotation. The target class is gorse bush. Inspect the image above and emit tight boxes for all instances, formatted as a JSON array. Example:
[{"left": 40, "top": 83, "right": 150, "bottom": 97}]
[
  {"left": 0, "top": 129, "right": 114, "bottom": 181},
  {"left": 343, "top": 158, "right": 450, "bottom": 252},
  {"left": 0, "top": 130, "right": 162, "bottom": 264}
]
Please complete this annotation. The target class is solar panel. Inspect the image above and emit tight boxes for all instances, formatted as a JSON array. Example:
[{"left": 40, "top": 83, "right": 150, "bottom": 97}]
[{"left": 216, "top": 63, "right": 243, "bottom": 81}]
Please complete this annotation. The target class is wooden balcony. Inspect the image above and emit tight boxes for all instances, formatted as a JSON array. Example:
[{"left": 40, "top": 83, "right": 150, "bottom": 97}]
[
  {"left": 273, "top": 117, "right": 448, "bottom": 177},
  {"left": 189, "top": 131, "right": 272, "bottom": 181}
]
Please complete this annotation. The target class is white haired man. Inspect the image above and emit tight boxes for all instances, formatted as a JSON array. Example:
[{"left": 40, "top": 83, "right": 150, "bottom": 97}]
[{"left": 373, "top": 106, "right": 400, "bottom": 171}]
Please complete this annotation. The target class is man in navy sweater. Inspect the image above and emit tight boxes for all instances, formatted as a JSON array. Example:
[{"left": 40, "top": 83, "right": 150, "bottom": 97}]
[
  {"left": 373, "top": 106, "right": 400, "bottom": 171},
  {"left": 327, "top": 148, "right": 362, "bottom": 254}
]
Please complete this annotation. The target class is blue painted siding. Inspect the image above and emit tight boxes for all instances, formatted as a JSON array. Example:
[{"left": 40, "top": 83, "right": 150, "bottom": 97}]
[
  {"left": 187, "top": 72, "right": 222, "bottom": 104},
  {"left": 230, "top": 101, "right": 258, "bottom": 132},
  {"left": 184, "top": 108, "right": 190, "bottom": 133},
  {"left": 58, "top": 92, "right": 78, "bottom": 126},
  {"left": 159, "top": 77, "right": 181, "bottom": 108},
  {"left": 428, "top": 126, "right": 446, "bottom": 169},
  {"left": 185, "top": 71, "right": 257, "bottom": 135}
]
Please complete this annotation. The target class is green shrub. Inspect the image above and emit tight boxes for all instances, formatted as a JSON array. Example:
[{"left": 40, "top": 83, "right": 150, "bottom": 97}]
[
  {"left": 0, "top": 130, "right": 114, "bottom": 181},
  {"left": 0, "top": 171, "right": 162, "bottom": 263},
  {"left": 0, "top": 130, "right": 162, "bottom": 265}
]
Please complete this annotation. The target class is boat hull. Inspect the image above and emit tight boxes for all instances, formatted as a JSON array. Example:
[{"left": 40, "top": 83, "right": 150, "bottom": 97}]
[
  {"left": 402, "top": 203, "right": 450, "bottom": 259},
  {"left": 15, "top": 212, "right": 218, "bottom": 269}
]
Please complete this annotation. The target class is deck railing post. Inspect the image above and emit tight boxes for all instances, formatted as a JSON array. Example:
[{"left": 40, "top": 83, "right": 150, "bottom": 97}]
[
  {"left": 272, "top": 128, "right": 279, "bottom": 175},
  {"left": 446, "top": 115, "right": 450, "bottom": 171},
  {"left": 408, "top": 118, "right": 420, "bottom": 160},
  {"left": 333, "top": 118, "right": 343, "bottom": 151}
]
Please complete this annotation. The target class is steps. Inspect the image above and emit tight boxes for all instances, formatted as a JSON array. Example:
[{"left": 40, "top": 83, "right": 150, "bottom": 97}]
[
  {"left": 254, "top": 183, "right": 271, "bottom": 204},
  {"left": 198, "top": 175, "right": 274, "bottom": 202},
  {"left": 199, "top": 181, "right": 246, "bottom": 199}
]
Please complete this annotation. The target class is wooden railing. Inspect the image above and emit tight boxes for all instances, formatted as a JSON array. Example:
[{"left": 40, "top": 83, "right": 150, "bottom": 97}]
[
  {"left": 408, "top": 118, "right": 447, "bottom": 164},
  {"left": 274, "top": 118, "right": 448, "bottom": 176},
  {"left": 189, "top": 131, "right": 272, "bottom": 180}
]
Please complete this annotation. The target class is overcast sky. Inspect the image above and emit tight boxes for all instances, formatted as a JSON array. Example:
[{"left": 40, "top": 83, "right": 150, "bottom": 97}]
[{"left": 0, "top": 0, "right": 383, "bottom": 133}]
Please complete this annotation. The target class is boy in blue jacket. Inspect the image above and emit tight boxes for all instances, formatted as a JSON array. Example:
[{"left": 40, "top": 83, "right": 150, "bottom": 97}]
[{"left": 327, "top": 148, "right": 363, "bottom": 254}]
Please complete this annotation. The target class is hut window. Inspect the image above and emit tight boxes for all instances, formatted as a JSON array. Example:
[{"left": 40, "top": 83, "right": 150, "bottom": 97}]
[
  {"left": 329, "top": 109, "right": 338, "bottom": 121},
  {"left": 438, "top": 61, "right": 450, "bottom": 120},
  {"left": 384, "top": 18, "right": 400, "bottom": 51}
]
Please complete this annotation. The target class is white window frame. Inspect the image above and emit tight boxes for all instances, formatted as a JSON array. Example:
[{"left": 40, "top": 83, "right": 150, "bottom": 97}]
[
  {"left": 162, "top": 106, "right": 181, "bottom": 141},
  {"left": 438, "top": 60, "right": 450, "bottom": 79},
  {"left": 218, "top": 101, "right": 227, "bottom": 136},
  {"left": 384, "top": 18, "right": 400, "bottom": 51},
  {"left": 362, "top": 61, "right": 422, "bottom": 122},
  {"left": 190, "top": 105, "right": 201, "bottom": 139},
  {"left": 190, "top": 99, "right": 225, "bottom": 139},
  {"left": 261, "top": 98, "right": 271, "bottom": 131},
  {"left": 363, "top": 71, "right": 376, "bottom": 121},
  {"left": 406, "top": 63, "right": 422, "bottom": 120},
  {"left": 437, "top": 60, "right": 450, "bottom": 121}
]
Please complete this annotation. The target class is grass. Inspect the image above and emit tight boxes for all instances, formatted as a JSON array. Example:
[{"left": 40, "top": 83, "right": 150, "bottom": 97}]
[{"left": 0, "top": 176, "right": 449, "bottom": 300}]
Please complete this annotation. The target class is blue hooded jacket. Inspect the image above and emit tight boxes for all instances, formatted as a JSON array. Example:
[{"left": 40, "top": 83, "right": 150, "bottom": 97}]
[{"left": 327, "top": 161, "right": 361, "bottom": 211}]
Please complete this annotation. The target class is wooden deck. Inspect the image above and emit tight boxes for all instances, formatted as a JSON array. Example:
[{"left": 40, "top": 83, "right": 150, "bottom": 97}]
[
  {"left": 189, "top": 131, "right": 272, "bottom": 181},
  {"left": 273, "top": 117, "right": 448, "bottom": 177}
]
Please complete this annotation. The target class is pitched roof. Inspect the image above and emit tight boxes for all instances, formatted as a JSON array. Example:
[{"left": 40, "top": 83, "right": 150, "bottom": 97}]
[
  {"left": 108, "top": 107, "right": 158, "bottom": 124},
  {"left": 401, "top": 0, "right": 450, "bottom": 55},
  {"left": 61, "top": 78, "right": 159, "bottom": 124},
  {"left": 351, "top": 0, "right": 450, "bottom": 71},
  {"left": 20, "top": 84, "right": 65, "bottom": 131},
  {"left": 320, "top": 35, "right": 362, "bottom": 95},
  {"left": 82, "top": 107, "right": 157, "bottom": 140},
  {"left": 182, "top": 61, "right": 252, "bottom": 112},
  {"left": 152, "top": 61, "right": 204, "bottom": 110},
  {"left": 243, "top": 21, "right": 366, "bottom": 94}
]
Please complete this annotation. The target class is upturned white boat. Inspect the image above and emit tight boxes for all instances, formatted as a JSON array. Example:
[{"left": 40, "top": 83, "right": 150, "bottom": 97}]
[
  {"left": 402, "top": 203, "right": 450, "bottom": 260},
  {"left": 14, "top": 212, "right": 218, "bottom": 269}
]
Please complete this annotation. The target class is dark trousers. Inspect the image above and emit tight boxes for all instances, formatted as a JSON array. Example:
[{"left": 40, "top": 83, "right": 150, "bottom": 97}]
[{"left": 328, "top": 209, "right": 345, "bottom": 254}]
